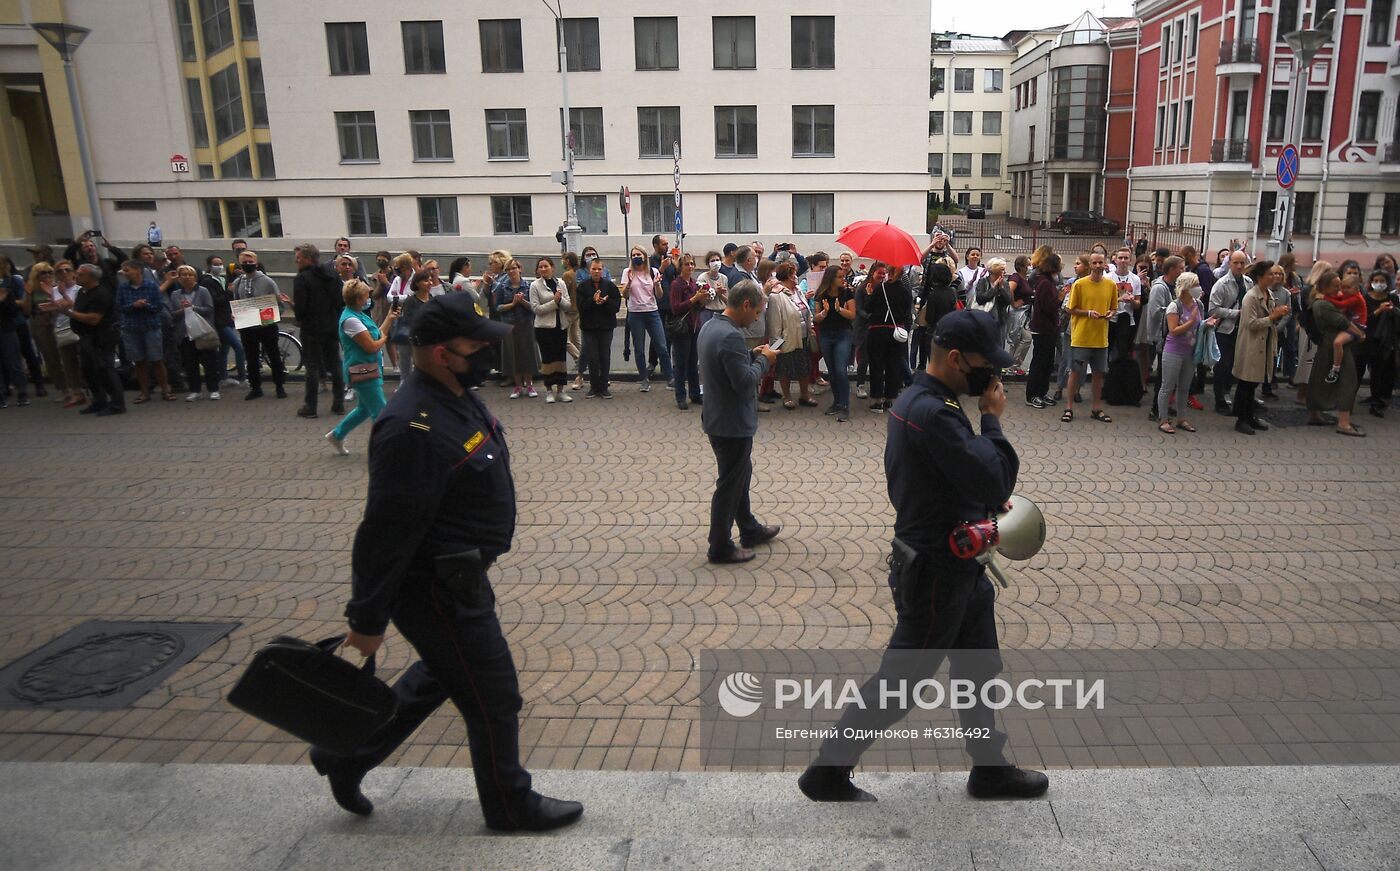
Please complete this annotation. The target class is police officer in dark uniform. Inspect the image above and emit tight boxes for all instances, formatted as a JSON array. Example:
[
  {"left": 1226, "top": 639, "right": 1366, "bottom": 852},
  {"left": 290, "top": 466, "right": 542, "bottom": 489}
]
[
  {"left": 798, "top": 309, "right": 1049, "bottom": 802},
  {"left": 309, "top": 293, "right": 583, "bottom": 832}
]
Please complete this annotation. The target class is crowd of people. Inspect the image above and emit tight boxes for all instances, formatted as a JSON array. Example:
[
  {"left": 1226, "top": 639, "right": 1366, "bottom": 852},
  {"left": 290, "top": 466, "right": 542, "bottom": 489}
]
[{"left": 2, "top": 228, "right": 1396, "bottom": 442}]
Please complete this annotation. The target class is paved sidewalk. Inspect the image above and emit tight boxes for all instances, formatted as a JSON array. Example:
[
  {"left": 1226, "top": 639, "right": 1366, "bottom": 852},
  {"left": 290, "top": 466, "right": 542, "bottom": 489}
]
[{"left": 3, "top": 762, "right": 1398, "bottom": 870}]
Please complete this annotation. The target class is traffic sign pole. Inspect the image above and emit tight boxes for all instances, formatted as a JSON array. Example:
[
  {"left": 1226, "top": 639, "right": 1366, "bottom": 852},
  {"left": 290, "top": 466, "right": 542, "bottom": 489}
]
[{"left": 620, "top": 185, "right": 631, "bottom": 265}]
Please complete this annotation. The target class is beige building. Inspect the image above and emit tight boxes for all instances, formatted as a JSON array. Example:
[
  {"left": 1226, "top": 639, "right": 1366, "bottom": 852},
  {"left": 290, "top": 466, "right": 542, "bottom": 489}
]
[{"left": 928, "top": 33, "right": 1015, "bottom": 217}]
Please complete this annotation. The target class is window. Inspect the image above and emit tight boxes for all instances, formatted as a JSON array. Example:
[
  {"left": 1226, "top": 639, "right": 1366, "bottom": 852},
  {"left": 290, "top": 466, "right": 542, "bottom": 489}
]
[
  {"left": 1293, "top": 190, "right": 1315, "bottom": 235},
  {"left": 793, "top": 193, "right": 834, "bottom": 234},
  {"left": 208, "top": 64, "right": 244, "bottom": 142},
  {"left": 1152, "top": 190, "right": 1162, "bottom": 225},
  {"left": 929, "top": 111, "right": 944, "bottom": 135},
  {"left": 984, "top": 69, "right": 1003, "bottom": 92},
  {"left": 1051, "top": 65, "right": 1108, "bottom": 160},
  {"left": 1188, "top": 12, "right": 1199, "bottom": 56},
  {"left": 199, "top": 0, "right": 234, "bottom": 55},
  {"left": 220, "top": 148, "right": 251, "bottom": 179},
  {"left": 792, "top": 105, "right": 834, "bottom": 157},
  {"left": 491, "top": 196, "right": 532, "bottom": 234},
  {"left": 980, "top": 193, "right": 994, "bottom": 209},
  {"left": 575, "top": 195, "right": 608, "bottom": 234},
  {"left": 1169, "top": 104, "right": 1178, "bottom": 145},
  {"left": 198, "top": 163, "right": 214, "bottom": 179},
  {"left": 255, "top": 142, "right": 274, "bottom": 178},
  {"left": 175, "top": 1, "right": 197, "bottom": 61},
  {"left": 954, "top": 68, "right": 974, "bottom": 92},
  {"left": 634, "top": 17, "right": 678, "bottom": 70},
  {"left": 1239, "top": 0, "right": 1257, "bottom": 39},
  {"left": 1028, "top": 125, "right": 1035, "bottom": 160},
  {"left": 1345, "top": 192, "right": 1369, "bottom": 236},
  {"left": 713, "top": 17, "right": 756, "bottom": 69},
  {"left": 1267, "top": 90, "right": 1289, "bottom": 141},
  {"left": 185, "top": 79, "right": 209, "bottom": 148},
  {"left": 953, "top": 111, "right": 973, "bottom": 135},
  {"left": 1314, "top": 0, "right": 1336, "bottom": 23},
  {"left": 1156, "top": 106, "right": 1165, "bottom": 147},
  {"left": 1258, "top": 191, "right": 1277, "bottom": 234},
  {"left": 641, "top": 195, "right": 669, "bottom": 234},
  {"left": 237, "top": 0, "right": 256, "bottom": 39},
  {"left": 1382, "top": 192, "right": 1400, "bottom": 236},
  {"left": 402, "top": 21, "right": 445, "bottom": 74},
  {"left": 326, "top": 22, "right": 370, "bottom": 75},
  {"left": 226, "top": 199, "right": 260, "bottom": 236},
  {"left": 1229, "top": 90, "right": 1249, "bottom": 140},
  {"left": 1303, "top": 91, "right": 1325, "bottom": 140},
  {"left": 715, "top": 105, "right": 758, "bottom": 157},
  {"left": 410, "top": 110, "right": 453, "bottom": 161},
  {"left": 952, "top": 153, "right": 972, "bottom": 176},
  {"left": 479, "top": 19, "right": 523, "bottom": 73},
  {"left": 562, "top": 107, "right": 605, "bottom": 159},
  {"left": 485, "top": 109, "right": 528, "bottom": 159},
  {"left": 1174, "top": 20, "right": 1184, "bottom": 62},
  {"left": 336, "top": 112, "right": 379, "bottom": 162},
  {"left": 346, "top": 198, "right": 387, "bottom": 236},
  {"left": 791, "top": 16, "right": 835, "bottom": 69},
  {"left": 246, "top": 58, "right": 267, "bottom": 127},
  {"left": 1370, "top": 0, "right": 1393, "bottom": 45},
  {"left": 1357, "top": 92, "right": 1381, "bottom": 142},
  {"left": 1277, "top": 0, "right": 1299, "bottom": 39},
  {"left": 1182, "top": 99, "right": 1193, "bottom": 145},
  {"left": 717, "top": 194, "right": 759, "bottom": 234},
  {"left": 982, "top": 112, "right": 1002, "bottom": 135},
  {"left": 928, "top": 153, "right": 943, "bottom": 175},
  {"left": 930, "top": 68, "right": 945, "bottom": 96},
  {"left": 638, "top": 106, "right": 681, "bottom": 158},
  {"left": 558, "top": 18, "right": 601, "bottom": 72},
  {"left": 114, "top": 200, "right": 158, "bottom": 211},
  {"left": 981, "top": 153, "right": 1001, "bottom": 176},
  {"left": 1161, "top": 29, "right": 1170, "bottom": 67},
  {"left": 1031, "top": 77, "right": 1037, "bottom": 104},
  {"left": 957, "top": 192, "right": 970, "bottom": 207},
  {"left": 418, "top": 196, "right": 458, "bottom": 235}
]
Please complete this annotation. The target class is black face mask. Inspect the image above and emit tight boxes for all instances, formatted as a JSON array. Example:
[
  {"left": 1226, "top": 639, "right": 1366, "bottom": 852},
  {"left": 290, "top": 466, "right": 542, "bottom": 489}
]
[
  {"left": 632, "top": 257, "right": 645, "bottom": 267},
  {"left": 957, "top": 357, "right": 998, "bottom": 397},
  {"left": 241, "top": 262, "right": 257, "bottom": 274}
]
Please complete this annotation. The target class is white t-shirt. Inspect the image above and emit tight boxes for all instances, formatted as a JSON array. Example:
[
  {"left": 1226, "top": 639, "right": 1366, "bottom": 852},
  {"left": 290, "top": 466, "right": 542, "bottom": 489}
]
[
  {"left": 696, "top": 271, "right": 728, "bottom": 311},
  {"left": 1109, "top": 269, "right": 1142, "bottom": 324},
  {"left": 342, "top": 316, "right": 368, "bottom": 339}
]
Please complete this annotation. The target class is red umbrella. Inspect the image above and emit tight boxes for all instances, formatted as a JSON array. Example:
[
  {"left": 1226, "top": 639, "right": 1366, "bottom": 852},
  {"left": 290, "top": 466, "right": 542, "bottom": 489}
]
[{"left": 836, "top": 218, "right": 922, "bottom": 267}]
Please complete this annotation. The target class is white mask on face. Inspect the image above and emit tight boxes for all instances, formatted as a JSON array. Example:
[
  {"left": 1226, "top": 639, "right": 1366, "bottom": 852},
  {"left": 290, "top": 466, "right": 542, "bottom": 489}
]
[{"left": 1375, "top": 283, "right": 1390, "bottom": 292}]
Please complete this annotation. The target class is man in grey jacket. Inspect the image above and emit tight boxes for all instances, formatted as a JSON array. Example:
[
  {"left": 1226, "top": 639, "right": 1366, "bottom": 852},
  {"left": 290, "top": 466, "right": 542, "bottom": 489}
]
[
  {"left": 232, "top": 249, "right": 292, "bottom": 400},
  {"left": 1209, "top": 251, "right": 1253, "bottom": 414},
  {"left": 697, "top": 280, "right": 781, "bottom": 564}
]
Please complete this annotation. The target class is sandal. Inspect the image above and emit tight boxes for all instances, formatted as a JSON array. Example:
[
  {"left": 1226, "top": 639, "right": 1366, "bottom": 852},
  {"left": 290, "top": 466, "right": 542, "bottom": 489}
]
[
  {"left": 134, "top": 394, "right": 150, "bottom": 405},
  {"left": 1336, "top": 426, "right": 1366, "bottom": 437},
  {"left": 783, "top": 400, "right": 796, "bottom": 410},
  {"left": 1090, "top": 409, "right": 1113, "bottom": 423},
  {"left": 162, "top": 393, "right": 177, "bottom": 401},
  {"left": 1158, "top": 422, "right": 1176, "bottom": 434},
  {"left": 798, "top": 397, "right": 819, "bottom": 407},
  {"left": 1177, "top": 421, "right": 1196, "bottom": 433},
  {"left": 1060, "top": 408, "right": 1074, "bottom": 423}
]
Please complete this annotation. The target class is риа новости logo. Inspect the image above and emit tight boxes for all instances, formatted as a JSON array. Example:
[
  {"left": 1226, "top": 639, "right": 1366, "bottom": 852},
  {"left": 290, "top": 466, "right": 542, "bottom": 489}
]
[{"left": 718, "top": 672, "right": 763, "bottom": 717}]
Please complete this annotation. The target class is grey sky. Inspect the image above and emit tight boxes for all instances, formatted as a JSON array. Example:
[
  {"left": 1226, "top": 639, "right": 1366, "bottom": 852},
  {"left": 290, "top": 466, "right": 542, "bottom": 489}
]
[{"left": 930, "top": 0, "right": 1136, "bottom": 39}]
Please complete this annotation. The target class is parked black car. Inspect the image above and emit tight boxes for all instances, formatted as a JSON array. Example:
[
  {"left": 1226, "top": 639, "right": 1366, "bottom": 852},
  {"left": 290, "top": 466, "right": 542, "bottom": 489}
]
[
  {"left": 1053, "top": 210, "right": 1121, "bottom": 235},
  {"left": 965, "top": 205, "right": 986, "bottom": 219}
]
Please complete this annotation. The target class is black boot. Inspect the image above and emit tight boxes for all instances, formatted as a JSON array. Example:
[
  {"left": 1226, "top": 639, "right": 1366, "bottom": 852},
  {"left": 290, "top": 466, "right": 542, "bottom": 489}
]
[
  {"left": 966, "top": 765, "right": 1049, "bottom": 799},
  {"left": 484, "top": 791, "right": 584, "bottom": 832},
  {"left": 798, "top": 764, "right": 877, "bottom": 802},
  {"left": 309, "top": 747, "right": 373, "bottom": 816}
]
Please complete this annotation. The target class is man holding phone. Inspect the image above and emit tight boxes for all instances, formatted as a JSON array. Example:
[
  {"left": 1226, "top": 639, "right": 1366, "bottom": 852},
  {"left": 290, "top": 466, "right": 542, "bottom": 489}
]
[{"left": 697, "top": 279, "right": 782, "bottom": 564}]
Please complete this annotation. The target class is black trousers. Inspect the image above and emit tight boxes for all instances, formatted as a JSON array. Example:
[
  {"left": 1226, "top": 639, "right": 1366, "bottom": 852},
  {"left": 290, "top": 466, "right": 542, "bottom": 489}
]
[
  {"left": 1357, "top": 348, "right": 1397, "bottom": 407},
  {"left": 1213, "top": 331, "right": 1237, "bottom": 407},
  {"left": 707, "top": 434, "right": 763, "bottom": 558},
  {"left": 301, "top": 331, "right": 343, "bottom": 411},
  {"left": 240, "top": 323, "right": 285, "bottom": 389},
  {"left": 79, "top": 333, "right": 125, "bottom": 411},
  {"left": 1234, "top": 378, "right": 1258, "bottom": 423},
  {"left": 815, "top": 568, "right": 1008, "bottom": 768},
  {"left": 1025, "top": 331, "right": 1056, "bottom": 400},
  {"left": 179, "top": 340, "right": 219, "bottom": 393},
  {"left": 331, "top": 578, "right": 533, "bottom": 824},
  {"left": 584, "top": 328, "right": 612, "bottom": 394},
  {"left": 866, "top": 328, "right": 903, "bottom": 401}
]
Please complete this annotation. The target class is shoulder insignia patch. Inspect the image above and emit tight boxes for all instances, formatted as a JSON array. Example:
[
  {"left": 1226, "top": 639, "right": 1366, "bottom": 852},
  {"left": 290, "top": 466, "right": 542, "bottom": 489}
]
[
  {"left": 464, "top": 431, "right": 485, "bottom": 453},
  {"left": 408, "top": 421, "right": 431, "bottom": 432},
  {"left": 943, "top": 399, "right": 962, "bottom": 410}
]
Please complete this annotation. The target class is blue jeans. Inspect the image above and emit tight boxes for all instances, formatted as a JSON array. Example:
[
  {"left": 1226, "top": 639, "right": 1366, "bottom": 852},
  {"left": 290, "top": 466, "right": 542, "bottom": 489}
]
[
  {"left": 332, "top": 378, "right": 387, "bottom": 440},
  {"left": 671, "top": 332, "right": 700, "bottom": 402},
  {"left": 217, "top": 325, "right": 246, "bottom": 381},
  {"left": 819, "top": 329, "right": 853, "bottom": 410},
  {"left": 626, "top": 311, "right": 672, "bottom": 381}
]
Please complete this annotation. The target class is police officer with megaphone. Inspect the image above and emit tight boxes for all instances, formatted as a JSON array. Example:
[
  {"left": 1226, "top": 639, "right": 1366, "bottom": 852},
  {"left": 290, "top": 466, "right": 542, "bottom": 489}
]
[{"left": 798, "top": 309, "right": 1048, "bottom": 802}]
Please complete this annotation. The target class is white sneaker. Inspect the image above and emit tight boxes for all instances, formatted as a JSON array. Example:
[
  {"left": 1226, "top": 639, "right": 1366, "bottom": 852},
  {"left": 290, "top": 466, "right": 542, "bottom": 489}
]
[
  {"left": 545, "top": 390, "right": 556, "bottom": 403},
  {"left": 210, "top": 391, "right": 221, "bottom": 401},
  {"left": 184, "top": 392, "right": 199, "bottom": 402},
  {"left": 343, "top": 388, "right": 355, "bottom": 402},
  {"left": 856, "top": 385, "right": 869, "bottom": 399},
  {"left": 526, "top": 386, "right": 539, "bottom": 398},
  {"left": 509, "top": 387, "right": 522, "bottom": 399},
  {"left": 221, "top": 377, "right": 240, "bottom": 387},
  {"left": 324, "top": 431, "right": 349, "bottom": 456},
  {"left": 558, "top": 388, "right": 572, "bottom": 403}
]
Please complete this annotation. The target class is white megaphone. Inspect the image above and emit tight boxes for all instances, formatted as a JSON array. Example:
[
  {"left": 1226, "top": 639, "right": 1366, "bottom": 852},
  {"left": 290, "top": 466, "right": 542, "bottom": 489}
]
[{"left": 980, "top": 494, "right": 1047, "bottom": 588}]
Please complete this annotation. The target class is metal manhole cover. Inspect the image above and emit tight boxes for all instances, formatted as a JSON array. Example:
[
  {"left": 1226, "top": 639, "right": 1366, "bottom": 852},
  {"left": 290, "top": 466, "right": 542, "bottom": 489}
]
[{"left": 0, "top": 621, "right": 238, "bottom": 710}]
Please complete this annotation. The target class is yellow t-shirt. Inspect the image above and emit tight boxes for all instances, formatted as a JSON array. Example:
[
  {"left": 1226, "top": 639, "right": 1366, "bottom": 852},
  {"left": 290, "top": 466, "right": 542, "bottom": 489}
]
[{"left": 1068, "top": 275, "right": 1117, "bottom": 349}]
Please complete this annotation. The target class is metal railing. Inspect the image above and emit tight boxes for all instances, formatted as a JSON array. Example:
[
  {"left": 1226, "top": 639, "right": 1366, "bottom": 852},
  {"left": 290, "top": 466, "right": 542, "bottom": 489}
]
[
  {"left": 1218, "top": 38, "right": 1259, "bottom": 65},
  {"left": 1210, "top": 138, "right": 1252, "bottom": 163},
  {"left": 1126, "top": 221, "right": 1208, "bottom": 255}
]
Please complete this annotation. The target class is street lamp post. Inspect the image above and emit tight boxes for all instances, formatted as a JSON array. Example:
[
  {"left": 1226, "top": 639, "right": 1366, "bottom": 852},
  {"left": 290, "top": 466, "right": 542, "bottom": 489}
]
[
  {"left": 31, "top": 22, "right": 101, "bottom": 236},
  {"left": 543, "top": 2, "right": 582, "bottom": 255},
  {"left": 1266, "top": 10, "right": 1334, "bottom": 262}
]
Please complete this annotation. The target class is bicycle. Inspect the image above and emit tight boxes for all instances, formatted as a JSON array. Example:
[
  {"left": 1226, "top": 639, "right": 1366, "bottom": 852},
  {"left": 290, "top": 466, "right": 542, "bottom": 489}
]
[{"left": 259, "top": 330, "right": 303, "bottom": 374}]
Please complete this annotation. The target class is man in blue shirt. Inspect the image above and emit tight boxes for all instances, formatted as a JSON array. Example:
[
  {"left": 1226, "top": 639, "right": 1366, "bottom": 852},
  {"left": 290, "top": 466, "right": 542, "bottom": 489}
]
[{"left": 116, "top": 260, "right": 171, "bottom": 401}]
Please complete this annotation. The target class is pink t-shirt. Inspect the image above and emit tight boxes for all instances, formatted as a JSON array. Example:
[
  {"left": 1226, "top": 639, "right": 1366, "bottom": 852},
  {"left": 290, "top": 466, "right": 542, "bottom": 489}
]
[{"left": 623, "top": 267, "right": 660, "bottom": 313}]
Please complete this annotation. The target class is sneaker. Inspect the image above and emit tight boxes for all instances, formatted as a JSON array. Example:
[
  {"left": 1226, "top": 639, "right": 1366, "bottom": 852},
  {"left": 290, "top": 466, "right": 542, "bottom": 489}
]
[
  {"left": 245, "top": 388, "right": 264, "bottom": 400},
  {"left": 836, "top": 408, "right": 850, "bottom": 422},
  {"left": 221, "top": 377, "right": 240, "bottom": 387},
  {"left": 599, "top": 390, "right": 613, "bottom": 399},
  {"left": 526, "top": 386, "right": 539, "bottom": 398},
  {"left": 545, "top": 390, "right": 556, "bottom": 404},
  {"left": 344, "top": 388, "right": 355, "bottom": 403},
  {"left": 824, "top": 404, "right": 840, "bottom": 416},
  {"left": 1025, "top": 396, "right": 1046, "bottom": 409},
  {"left": 558, "top": 390, "right": 572, "bottom": 403},
  {"left": 585, "top": 390, "right": 599, "bottom": 398},
  {"left": 509, "top": 388, "right": 522, "bottom": 399},
  {"left": 210, "top": 392, "right": 221, "bottom": 401},
  {"left": 185, "top": 392, "right": 199, "bottom": 402},
  {"left": 870, "top": 402, "right": 885, "bottom": 414},
  {"left": 856, "top": 385, "right": 869, "bottom": 399},
  {"left": 1039, "top": 394, "right": 1057, "bottom": 406},
  {"left": 639, "top": 381, "right": 651, "bottom": 393},
  {"left": 17, "top": 395, "right": 30, "bottom": 407},
  {"left": 325, "top": 431, "right": 349, "bottom": 455},
  {"left": 1187, "top": 395, "right": 1204, "bottom": 411}
]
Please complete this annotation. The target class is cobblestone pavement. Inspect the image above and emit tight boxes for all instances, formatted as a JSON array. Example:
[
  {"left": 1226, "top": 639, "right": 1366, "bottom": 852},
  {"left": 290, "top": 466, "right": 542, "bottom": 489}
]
[{"left": 0, "top": 380, "right": 1397, "bottom": 771}]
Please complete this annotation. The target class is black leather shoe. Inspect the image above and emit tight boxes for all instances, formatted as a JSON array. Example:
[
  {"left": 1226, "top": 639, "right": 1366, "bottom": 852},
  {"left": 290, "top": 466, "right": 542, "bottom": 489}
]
[
  {"left": 741, "top": 524, "right": 782, "bottom": 548},
  {"left": 275, "top": 386, "right": 288, "bottom": 398},
  {"left": 309, "top": 747, "right": 373, "bottom": 816},
  {"left": 95, "top": 406, "right": 126, "bottom": 416},
  {"left": 485, "top": 793, "right": 584, "bottom": 832},
  {"left": 331, "top": 404, "right": 345, "bottom": 415},
  {"left": 966, "top": 765, "right": 1049, "bottom": 799},
  {"left": 1235, "top": 420, "right": 1256, "bottom": 435},
  {"left": 1215, "top": 403, "right": 1232, "bottom": 416},
  {"left": 708, "top": 547, "right": 756, "bottom": 565},
  {"left": 244, "top": 388, "right": 264, "bottom": 400},
  {"left": 798, "top": 765, "right": 877, "bottom": 802},
  {"left": 1249, "top": 418, "right": 1269, "bottom": 431},
  {"left": 79, "top": 403, "right": 106, "bottom": 415},
  {"left": 297, "top": 406, "right": 318, "bottom": 419}
]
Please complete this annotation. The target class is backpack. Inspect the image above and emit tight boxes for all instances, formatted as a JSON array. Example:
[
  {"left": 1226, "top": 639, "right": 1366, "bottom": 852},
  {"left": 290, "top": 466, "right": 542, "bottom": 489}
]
[{"left": 1102, "top": 356, "right": 1146, "bottom": 406}]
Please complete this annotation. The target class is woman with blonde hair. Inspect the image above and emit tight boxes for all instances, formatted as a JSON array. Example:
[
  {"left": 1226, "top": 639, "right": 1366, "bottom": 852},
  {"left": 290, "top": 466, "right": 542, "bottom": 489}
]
[
  {"left": 1292, "top": 259, "right": 1332, "bottom": 405},
  {"left": 326, "top": 279, "right": 399, "bottom": 455},
  {"left": 23, "top": 262, "right": 81, "bottom": 405}
]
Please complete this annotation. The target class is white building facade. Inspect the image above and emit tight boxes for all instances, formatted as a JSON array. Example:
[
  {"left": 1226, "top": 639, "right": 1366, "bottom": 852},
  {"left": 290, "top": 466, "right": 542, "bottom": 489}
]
[
  {"left": 24, "top": 0, "right": 928, "bottom": 253},
  {"left": 928, "top": 34, "right": 1016, "bottom": 216}
]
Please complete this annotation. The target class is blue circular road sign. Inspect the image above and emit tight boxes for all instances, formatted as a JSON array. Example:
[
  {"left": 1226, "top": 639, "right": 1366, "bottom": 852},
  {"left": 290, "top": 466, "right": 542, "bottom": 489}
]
[{"left": 1277, "top": 144, "right": 1299, "bottom": 189}]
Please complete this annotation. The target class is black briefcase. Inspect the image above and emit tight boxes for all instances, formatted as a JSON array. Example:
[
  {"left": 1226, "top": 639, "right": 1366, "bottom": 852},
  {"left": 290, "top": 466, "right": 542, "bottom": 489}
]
[{"left": 227, "top": 635, "right": 398, "bottom": 756}]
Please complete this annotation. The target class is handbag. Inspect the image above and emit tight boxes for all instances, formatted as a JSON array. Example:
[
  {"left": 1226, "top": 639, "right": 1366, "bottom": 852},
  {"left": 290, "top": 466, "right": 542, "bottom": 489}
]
[
  {"left": 882, "top": 285, "right": 910, "bottom": 343},
  {"left": 664, "top": 312, "right": 691, "bottom": 340},
  {"left": 347, "top": 362, "right": 379, "bottom": 384},
  {"left": 227, "top": 635, "right": 398, "bottom": 756},
  {"left": 53, "top": 319, "right": 79, "bottom": 348}
]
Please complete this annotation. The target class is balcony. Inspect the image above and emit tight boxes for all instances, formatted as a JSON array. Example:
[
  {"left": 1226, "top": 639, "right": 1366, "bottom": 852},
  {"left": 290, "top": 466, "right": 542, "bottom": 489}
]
[
  {"left": 1210, "top": 138, "right": 1253, "bottom": 170},
  {"left": 1217, "top": 38, "right": 1261, "bottom": 77}
]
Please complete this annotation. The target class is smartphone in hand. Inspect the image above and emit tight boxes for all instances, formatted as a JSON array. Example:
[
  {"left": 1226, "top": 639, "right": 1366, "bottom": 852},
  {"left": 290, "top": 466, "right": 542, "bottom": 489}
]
[{"left": 768, "top": 337, "right": 785, "bottom": 352}]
